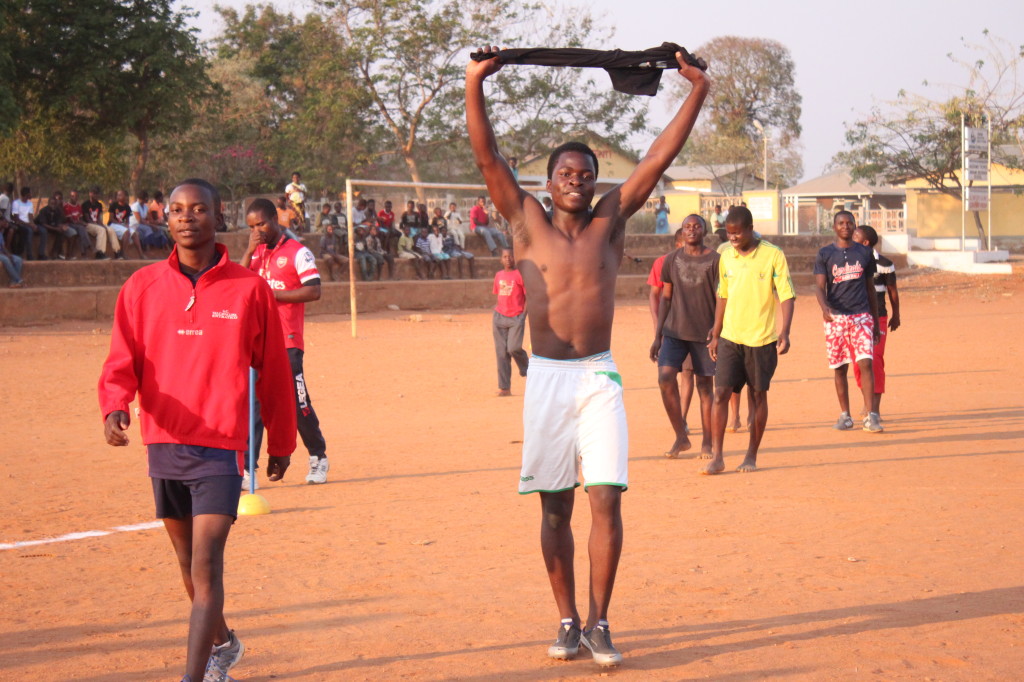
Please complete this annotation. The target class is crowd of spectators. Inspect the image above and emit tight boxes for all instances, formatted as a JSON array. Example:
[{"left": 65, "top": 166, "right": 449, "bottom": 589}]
[
  {"left": 0, "top": 182, "right": 177, "bottom": 285},
  {"left": 298, "top": 193, "right": 505, "bottom": 282},
  {"left": 0, "top": 174, "right": 515, "bottom": 288}
]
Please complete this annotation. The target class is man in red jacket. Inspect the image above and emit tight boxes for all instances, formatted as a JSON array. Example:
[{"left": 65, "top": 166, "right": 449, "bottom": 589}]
[{"left": 98, "top": 178, "right": 296, "bottom": 682}]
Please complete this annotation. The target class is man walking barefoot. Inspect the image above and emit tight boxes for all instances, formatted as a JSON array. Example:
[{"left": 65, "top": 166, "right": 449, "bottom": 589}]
[
  {"left": 467, "top": 44, "right": 708, "bottom": 666},
  {"left": 650, "top": 215, "right": 719, "bottom": 459},
  {"left": 706, "top": 207, "right": 795, "bottom": 474}
]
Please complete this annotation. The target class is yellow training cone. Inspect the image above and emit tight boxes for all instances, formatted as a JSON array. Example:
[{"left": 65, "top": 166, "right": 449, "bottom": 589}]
[{"left": 238, "top": 493, "right": 271, "bottom": 516}]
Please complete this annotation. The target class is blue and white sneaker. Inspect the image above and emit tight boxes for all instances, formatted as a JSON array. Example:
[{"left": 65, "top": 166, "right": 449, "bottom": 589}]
[
  {"left": 585, "top": 614, "right": 622, "bottom": 663},
  {"left": 581, "top": 620, "right": 623, "bottom": 666},
  {"left": 833, "top": 412, "right": 854, "bottom": 430},
  {"left": 204, "top": 630, "right": 243, "bottom": 681},
  {"left": 547, "top": 618, "right": 581, "bottom": 659}
]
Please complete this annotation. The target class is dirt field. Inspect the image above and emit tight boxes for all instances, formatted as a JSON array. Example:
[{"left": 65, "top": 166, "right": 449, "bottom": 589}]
[{"left": 2, "top": 268, "right": 1023, "bottom": 681}]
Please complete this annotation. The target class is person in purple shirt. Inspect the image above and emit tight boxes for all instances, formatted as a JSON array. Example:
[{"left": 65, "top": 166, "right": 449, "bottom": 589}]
[{"left": 813, "top": 210, "right": 881, "bottom": 432}]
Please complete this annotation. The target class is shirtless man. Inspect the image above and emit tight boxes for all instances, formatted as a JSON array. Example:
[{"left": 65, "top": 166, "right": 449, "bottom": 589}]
[{"left": 467, "top": 45, "right": 708, "bottom": 667}]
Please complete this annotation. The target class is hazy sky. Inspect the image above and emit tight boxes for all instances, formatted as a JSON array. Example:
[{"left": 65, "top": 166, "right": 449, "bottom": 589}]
[{"left": 186, "top": 0, "right": 1023, "bottom": 183}]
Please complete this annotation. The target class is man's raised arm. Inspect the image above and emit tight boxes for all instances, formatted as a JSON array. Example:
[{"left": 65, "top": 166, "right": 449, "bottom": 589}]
[
  {"left": 615, "top": 52, "right": 710, "bottom": 218},
  {"left": 466, "top": 46, "right": 527, "bottom": 226}
]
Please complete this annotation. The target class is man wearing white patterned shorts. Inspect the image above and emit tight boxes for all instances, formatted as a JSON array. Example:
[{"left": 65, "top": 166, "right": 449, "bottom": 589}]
[
  {"left": 813, "top": 211, "right": 882, "bottom": 432},
  {"left": 467, "top": 44, "right": 708, "bottom": 667}
]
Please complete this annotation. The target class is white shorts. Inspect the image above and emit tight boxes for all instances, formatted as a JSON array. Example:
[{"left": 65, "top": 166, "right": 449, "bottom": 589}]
[{"left": 519, "top": 352, "right": 628, "bottom": 494}]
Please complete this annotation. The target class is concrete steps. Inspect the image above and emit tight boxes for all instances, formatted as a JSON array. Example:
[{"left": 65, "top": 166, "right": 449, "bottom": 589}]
[
  {"left": 0, "top": 272, "right": 823, "bottom": 325},
  {"left": 0, "top": 230, "right": 887, "bottom": 325}
]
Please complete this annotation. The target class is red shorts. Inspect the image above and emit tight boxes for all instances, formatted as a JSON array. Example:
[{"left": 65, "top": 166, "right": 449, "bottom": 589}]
[
  {"left": 854, "top": 316, "right": 888, "bottom": 393},
  {"left": 824, "top": 312, "right": 874, "bottom": 369}
]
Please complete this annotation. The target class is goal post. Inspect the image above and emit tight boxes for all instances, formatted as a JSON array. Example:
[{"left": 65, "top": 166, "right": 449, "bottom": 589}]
[{"left": 343, "top": 178, "right": 546, "bottom": 338}]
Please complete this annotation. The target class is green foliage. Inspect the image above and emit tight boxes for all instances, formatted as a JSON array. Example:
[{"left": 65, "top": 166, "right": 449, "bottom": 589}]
[
  {"left": 323, "top": 0, "right": 507, "bottom": 188},
  {"left": 836, "top": 32, "right": 1024, "bottom": 194},
  {"left": 3, "top": 0, "right": 662, "bottom": 198},
  {"left": 673, "top": 36, "right": 803, "bottom": 189},
  {"left": 484, "top": 9, "right": 648, "bottom": 164},
  {"left": 214, "top": 4, "right": 376, "bottom": 191},
  {"left": 0, "top": 0, "right": 211, "bottom": 193},
  {"left": 686, "top": 36, "right": 801, "bottom": 142}
]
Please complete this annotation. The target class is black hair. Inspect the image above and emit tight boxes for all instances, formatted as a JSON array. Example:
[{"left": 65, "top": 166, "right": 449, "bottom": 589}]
[
  {"left": 176, "top": 178, "right": 221, "bottom": 209},
  {"left": 20, "top": 186, "right": 30, "bottom": 197},
  {"left": 138, "top": 189, "right": 148, "bottom": 201},
  {"left": 725, "top": 206, "right": 753, "bottom": 230},
  {"left": 247, "top": 197, "right": 276, "bottom": 221},
  {"left": 684, "top": 214, "right": 707, "bottom": 231},
  {"left": 856, "top": 224, "right": 878, "bottom": 247},
  {"left": 546, "top": 142, "right": 599, "bottom": 179},
  {"left": 153, "top": 190, "right": 164, "bottom": 202},
  {"left": 833, "top": 210, "right": 855, "bottom": 225}
]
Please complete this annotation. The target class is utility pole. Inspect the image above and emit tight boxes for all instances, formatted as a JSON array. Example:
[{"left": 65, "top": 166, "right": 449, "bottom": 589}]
[{"left": 753, "top": 120, "right": 768, "bottom": 190}]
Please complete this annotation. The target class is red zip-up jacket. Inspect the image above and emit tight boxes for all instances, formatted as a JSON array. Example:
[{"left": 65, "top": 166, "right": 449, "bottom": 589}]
[{"left": 98, "top": 244, "right": 297, "bottom": 456}]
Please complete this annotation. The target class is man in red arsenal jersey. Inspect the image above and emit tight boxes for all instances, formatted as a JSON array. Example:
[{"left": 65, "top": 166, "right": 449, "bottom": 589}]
[
  {"left": 241, "top": 198, "right": 330, "bottom": 485},
  {"left": 99, "top": 179, "right": 296, "bottom": 682}
]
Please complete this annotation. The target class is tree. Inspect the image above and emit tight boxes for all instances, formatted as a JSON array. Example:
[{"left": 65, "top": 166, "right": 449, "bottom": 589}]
[
  {"left": 209, "top": 145, "right": 278, "bottom": 227},
  {"left": 318, "top": 0, "right": 652, "bottom": 196},
  {"left": 214, "top": 3, "right": 376, "bottom": 191},
  {"left": 835, "top": 32, "right": 1024, "bottom": 242},
  {"left": 0, "top": 0, "right": 211, "bottom": 194},
  {"left": 482, "top": 8, "right": 648, "bottom": 166},
  {"left": 319, "top": 0, "right": 508, "bottom": 197},
  {"left": 673, "top": 36, "right": 803, "bottom": 190},
  {"left": 1, "top": 0, "right": 125, "bottom": 187},
  {"left": 96, "top": 0, "right": 213, "bottom": 196}
]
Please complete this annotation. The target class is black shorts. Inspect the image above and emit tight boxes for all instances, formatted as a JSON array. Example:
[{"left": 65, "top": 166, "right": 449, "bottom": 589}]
[
  {"left": 657, "top": 336, "right": 714, "bottom": 376},
  {"left": 715, "top": 338, "right": 778, "bottom": 392},
  {"left": 152, "top": 476, "right": 242, "bottom": 520}
]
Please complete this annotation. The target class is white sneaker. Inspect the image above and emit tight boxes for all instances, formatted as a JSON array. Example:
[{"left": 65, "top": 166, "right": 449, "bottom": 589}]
[
  {"left": 205, "top": 629, "right": 244, "bottom": 681},
  {"left": 241, "top": 469, "right": 259, "bottom": 491},
  {"left": 305, "top": 456, "right": 329, "bottom": 484}
]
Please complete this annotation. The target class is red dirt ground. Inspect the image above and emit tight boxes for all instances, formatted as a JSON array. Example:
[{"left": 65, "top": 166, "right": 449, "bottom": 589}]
[{"left": 2, "top": 268, "right": 1023, "bottom": 681}]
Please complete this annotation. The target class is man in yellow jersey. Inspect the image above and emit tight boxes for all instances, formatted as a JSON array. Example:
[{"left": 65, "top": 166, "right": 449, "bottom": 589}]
[{"left": 705, "top": 206, "right": 795, "bottom": 474}]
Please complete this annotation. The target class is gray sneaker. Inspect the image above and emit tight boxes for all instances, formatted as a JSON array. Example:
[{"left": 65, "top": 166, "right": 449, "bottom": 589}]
[
  {"left": 204, "top": 630, "right": 243, "bottom": 682},
  {"left": 863, "top": 412, "right": 884, "bottom": 433},
  {"left": 547, "top": 619, "right": 581, "bottom": 660},
  {"left": 580, "top": 620, "right": 623, "bottom": 667},
  {"left": 833, "top": 412, "right": 854, "bottom": 430},
  {"left": 306, "top": 455, "right": 329, "bottom": 484},
  {"left": 241, "top": 469, "right": 258, "bottom": 491}
]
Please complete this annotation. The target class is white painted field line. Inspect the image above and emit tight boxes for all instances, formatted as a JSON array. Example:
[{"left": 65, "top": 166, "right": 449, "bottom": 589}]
[{"left": 0, "top": 521, "right": 163, "bottom": 551}]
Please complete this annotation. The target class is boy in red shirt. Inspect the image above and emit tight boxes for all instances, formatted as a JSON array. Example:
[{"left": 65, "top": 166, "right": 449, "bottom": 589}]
[
  {"left": 492, "top": 248, "right": 528, "bottom": 396},
  {"left": 471, "top": 195, "right": 508, "bottom": 256},
  {"left": 99, "top": 179, "right": 296, "bottom": 682}
]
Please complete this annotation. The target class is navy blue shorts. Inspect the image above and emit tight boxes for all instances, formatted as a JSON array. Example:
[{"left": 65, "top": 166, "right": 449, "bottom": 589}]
[
  {"left": 152, "top": 476, "right": 242, "bottom": 520},
  {"left": 657, "top": 335, "right": 715, "bottom": 376}
]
